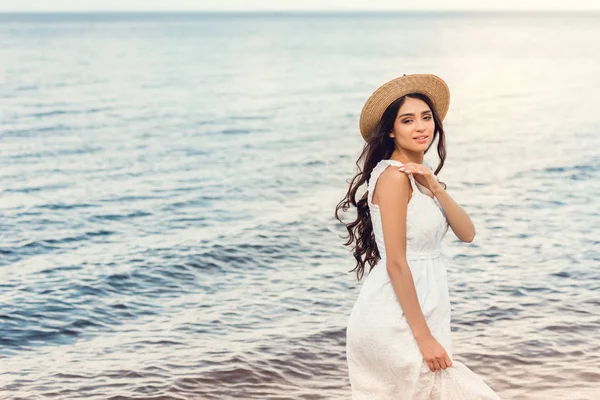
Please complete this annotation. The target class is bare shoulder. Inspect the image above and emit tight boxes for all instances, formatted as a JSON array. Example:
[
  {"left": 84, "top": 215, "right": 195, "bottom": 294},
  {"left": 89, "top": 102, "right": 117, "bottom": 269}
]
[
  {"left": 378, "top": 165, "right": 409, "bottom": 186},
  {"left": 372, "top": 165, "right": 410, "bottom": 206}
]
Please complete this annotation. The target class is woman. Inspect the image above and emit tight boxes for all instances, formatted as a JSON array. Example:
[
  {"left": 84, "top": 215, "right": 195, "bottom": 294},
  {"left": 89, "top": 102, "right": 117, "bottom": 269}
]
[{"left": 335, "top": 74, "right": 501, "bottom": 399}]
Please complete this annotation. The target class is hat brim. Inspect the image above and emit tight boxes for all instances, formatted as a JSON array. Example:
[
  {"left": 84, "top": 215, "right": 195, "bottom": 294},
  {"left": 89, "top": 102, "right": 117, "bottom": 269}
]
[{"left": 359, "top": 74, "right": 450, "bottom": 141}]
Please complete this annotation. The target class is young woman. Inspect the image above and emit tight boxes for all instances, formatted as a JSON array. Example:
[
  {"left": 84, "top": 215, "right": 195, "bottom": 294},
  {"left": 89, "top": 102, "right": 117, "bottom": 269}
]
[{"left": 335, "top": 74, "right": 502, "bottom": 399}]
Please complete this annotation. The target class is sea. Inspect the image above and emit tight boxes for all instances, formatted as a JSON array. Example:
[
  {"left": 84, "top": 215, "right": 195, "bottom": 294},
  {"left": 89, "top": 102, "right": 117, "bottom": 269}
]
[{"left": 1, "top": 11, "right": 599, "bottom": 400}]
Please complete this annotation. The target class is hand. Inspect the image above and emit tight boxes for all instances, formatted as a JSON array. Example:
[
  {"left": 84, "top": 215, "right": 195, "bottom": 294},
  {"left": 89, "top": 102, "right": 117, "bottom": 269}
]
[
  {"left": 398, "top": 163, "right": 444, "bottom": 194},
  {"left": 416, "top": 334, "right": 453, "bottom": 372}
]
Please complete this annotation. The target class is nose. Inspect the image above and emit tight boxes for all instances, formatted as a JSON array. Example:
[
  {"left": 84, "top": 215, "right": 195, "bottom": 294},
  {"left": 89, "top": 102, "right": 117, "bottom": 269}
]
[{"left": 416, "top": 119, "right": 426, "bottom": 132}]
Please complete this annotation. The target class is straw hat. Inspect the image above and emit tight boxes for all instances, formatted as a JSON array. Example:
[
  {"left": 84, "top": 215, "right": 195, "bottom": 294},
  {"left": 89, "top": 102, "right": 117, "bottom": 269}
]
[{"left": 359, "top": 74, "right": 450, "bottom": 141}]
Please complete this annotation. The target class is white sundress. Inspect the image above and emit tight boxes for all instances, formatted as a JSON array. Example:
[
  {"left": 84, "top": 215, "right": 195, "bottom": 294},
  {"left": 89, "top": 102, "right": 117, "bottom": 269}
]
[{"left": 346, "top": 159, "right": 501, "bottom": 400}]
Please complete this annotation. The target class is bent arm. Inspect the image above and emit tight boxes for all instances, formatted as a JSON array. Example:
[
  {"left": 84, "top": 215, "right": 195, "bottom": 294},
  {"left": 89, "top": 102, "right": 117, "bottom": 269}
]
[
  {"left": 431, "top": 185, "right": 476, "bottom": 243},
  {"left": 376, "top": 168, "right": 432, "bottom": 342}
]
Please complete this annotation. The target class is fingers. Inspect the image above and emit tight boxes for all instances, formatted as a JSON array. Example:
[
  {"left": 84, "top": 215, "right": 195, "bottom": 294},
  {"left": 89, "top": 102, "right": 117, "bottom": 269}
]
[
  {"left": 399, "top": 163, "right": 427, "bottom": 175},
  {"left": 445, "top": 355, "right": 453, "bottom": 368},
  {"left": 427, "top": 360, "right": 435, "bottom": 372},
  {"left": 436, "top": 355, "right": 453, "bottom": 370},
  {"left": 399, "top": 167, "right": 420, "bottom": 174},
  {"left": 428, "top": 357, "right": 452, "bottom": 372},
  {"left": 438, "top": 358, "right": 448, "bottom": 370},
  {"left": 427, "top": 359, "right": 441, "bottom": 372}
]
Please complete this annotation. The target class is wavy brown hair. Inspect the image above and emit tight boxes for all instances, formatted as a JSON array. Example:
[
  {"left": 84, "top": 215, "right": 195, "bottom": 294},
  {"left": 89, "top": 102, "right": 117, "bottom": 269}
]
[{"left": 334, "top": 93, "right": 448, "bottom": 281}]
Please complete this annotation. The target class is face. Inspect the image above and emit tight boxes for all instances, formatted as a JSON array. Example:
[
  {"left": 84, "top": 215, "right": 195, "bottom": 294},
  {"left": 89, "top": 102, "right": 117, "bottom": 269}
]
[{"left": 389, "top": 97, "right": 434, "bottom": 152}]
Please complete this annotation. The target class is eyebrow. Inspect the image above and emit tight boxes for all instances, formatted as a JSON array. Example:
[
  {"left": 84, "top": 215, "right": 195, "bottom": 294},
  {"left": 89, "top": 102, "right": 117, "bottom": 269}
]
[{"left": 398, "top": 110, "right": 432, "bottom": 118}]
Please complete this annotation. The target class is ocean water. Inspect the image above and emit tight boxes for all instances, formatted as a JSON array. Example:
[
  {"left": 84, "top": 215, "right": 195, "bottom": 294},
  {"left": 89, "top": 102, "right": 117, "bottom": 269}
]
[{"left": 1, "top": 11, "right": 599, "bottom": 400}]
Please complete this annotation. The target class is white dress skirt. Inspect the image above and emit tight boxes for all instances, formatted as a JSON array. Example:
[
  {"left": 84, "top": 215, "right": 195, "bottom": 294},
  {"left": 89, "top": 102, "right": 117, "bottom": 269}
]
[{"left": 346, "top": 159, "right": 502, "bottom": 399}]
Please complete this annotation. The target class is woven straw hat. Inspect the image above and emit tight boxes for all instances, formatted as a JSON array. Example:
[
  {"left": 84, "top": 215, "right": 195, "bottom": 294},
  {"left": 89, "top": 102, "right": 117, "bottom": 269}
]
[{"left": 359, "top": 74, "right": 450, "bottom": 141}]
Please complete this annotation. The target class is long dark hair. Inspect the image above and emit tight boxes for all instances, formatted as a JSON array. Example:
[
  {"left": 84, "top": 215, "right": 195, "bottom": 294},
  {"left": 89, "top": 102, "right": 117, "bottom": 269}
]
[{"left": 334, "top": 93, "right": 448, "bottom": 281}]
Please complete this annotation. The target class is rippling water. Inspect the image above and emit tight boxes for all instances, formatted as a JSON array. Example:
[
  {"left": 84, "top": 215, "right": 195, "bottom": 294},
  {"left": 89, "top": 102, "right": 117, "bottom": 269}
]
[{"left": 1, "top": 11, "right": 599, "bottom": 400}]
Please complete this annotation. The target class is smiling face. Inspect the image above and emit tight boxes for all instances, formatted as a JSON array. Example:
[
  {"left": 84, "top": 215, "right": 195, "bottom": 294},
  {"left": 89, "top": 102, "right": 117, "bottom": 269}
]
[{"left": 389, "top": 96, "right": 435, "bottom": 152}]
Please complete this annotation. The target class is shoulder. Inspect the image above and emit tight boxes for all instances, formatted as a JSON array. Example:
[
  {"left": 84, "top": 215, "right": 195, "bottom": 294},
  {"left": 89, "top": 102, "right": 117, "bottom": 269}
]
[
  {"left": 376, "top": 165, "right": 411, "bottom": 214},
  {"left": 378, "top": 164, "right": 408, "bottom": 183},
  {"left": 376, "top": 165, "right": 410, "bottom": 196}
]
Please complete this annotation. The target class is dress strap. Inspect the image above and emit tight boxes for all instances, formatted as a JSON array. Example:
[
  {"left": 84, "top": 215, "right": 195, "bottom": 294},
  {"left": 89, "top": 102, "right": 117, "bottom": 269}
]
[{"left": 367, "top": 160, "right": 391, "bottom": 206}]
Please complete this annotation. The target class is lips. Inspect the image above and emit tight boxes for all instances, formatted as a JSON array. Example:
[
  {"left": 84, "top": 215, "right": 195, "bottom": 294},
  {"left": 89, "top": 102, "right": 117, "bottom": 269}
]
[{"left": 414, "top": 135, "right": 428, "bottom": 140}]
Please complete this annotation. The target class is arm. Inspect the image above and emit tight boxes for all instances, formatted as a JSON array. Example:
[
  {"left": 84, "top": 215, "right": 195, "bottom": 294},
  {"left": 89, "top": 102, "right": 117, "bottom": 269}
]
[
  {"left": 423, "top": 162, "right": 475, "bottom": 243},
  {"left": 377, "top": 167, "right": 454, "bottom": 371},
  {"left": 431, "top": 184, "right": 476, "bottom": 243},
  {"left": 376, "top": 168, "right": 432, "bottom": 342}
]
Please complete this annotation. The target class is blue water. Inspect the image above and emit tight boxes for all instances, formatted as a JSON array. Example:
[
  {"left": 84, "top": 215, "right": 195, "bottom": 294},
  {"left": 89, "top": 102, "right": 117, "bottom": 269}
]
[{"left": 1, "top": 11, "right": 599, "bottom": 400}]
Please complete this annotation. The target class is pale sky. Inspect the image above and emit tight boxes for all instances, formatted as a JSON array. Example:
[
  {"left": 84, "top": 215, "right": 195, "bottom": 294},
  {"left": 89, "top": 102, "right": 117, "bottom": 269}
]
[{"left": 1, "top": 0, "right": 600, "bottom": 12}]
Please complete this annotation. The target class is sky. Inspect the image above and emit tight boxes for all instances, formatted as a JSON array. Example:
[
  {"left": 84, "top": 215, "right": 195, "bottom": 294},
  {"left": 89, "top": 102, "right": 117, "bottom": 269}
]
[{"left": 1, "top": 0, "right": 600, "bottom": 12}]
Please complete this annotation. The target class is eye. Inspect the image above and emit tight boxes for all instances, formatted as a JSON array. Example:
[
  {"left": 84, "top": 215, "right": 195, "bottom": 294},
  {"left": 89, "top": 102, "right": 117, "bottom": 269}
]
[
  {"left": 424, "top": 115, "right": 432, "bottom": 120},
  {"left": 403, "top": 119, "right": 412, "bottom": 124}
]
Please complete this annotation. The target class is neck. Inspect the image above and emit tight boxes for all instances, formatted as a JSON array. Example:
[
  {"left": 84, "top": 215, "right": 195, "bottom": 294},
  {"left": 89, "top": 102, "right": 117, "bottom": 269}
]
[{"left": 389, "top": 149, "right": 424, "bottom": 165}]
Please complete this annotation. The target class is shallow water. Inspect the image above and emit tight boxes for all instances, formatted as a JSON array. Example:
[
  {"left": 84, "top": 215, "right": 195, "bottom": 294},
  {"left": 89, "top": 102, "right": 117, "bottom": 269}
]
[{"left": 1, "top": 11, "right": 599, "bottom": 400}]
